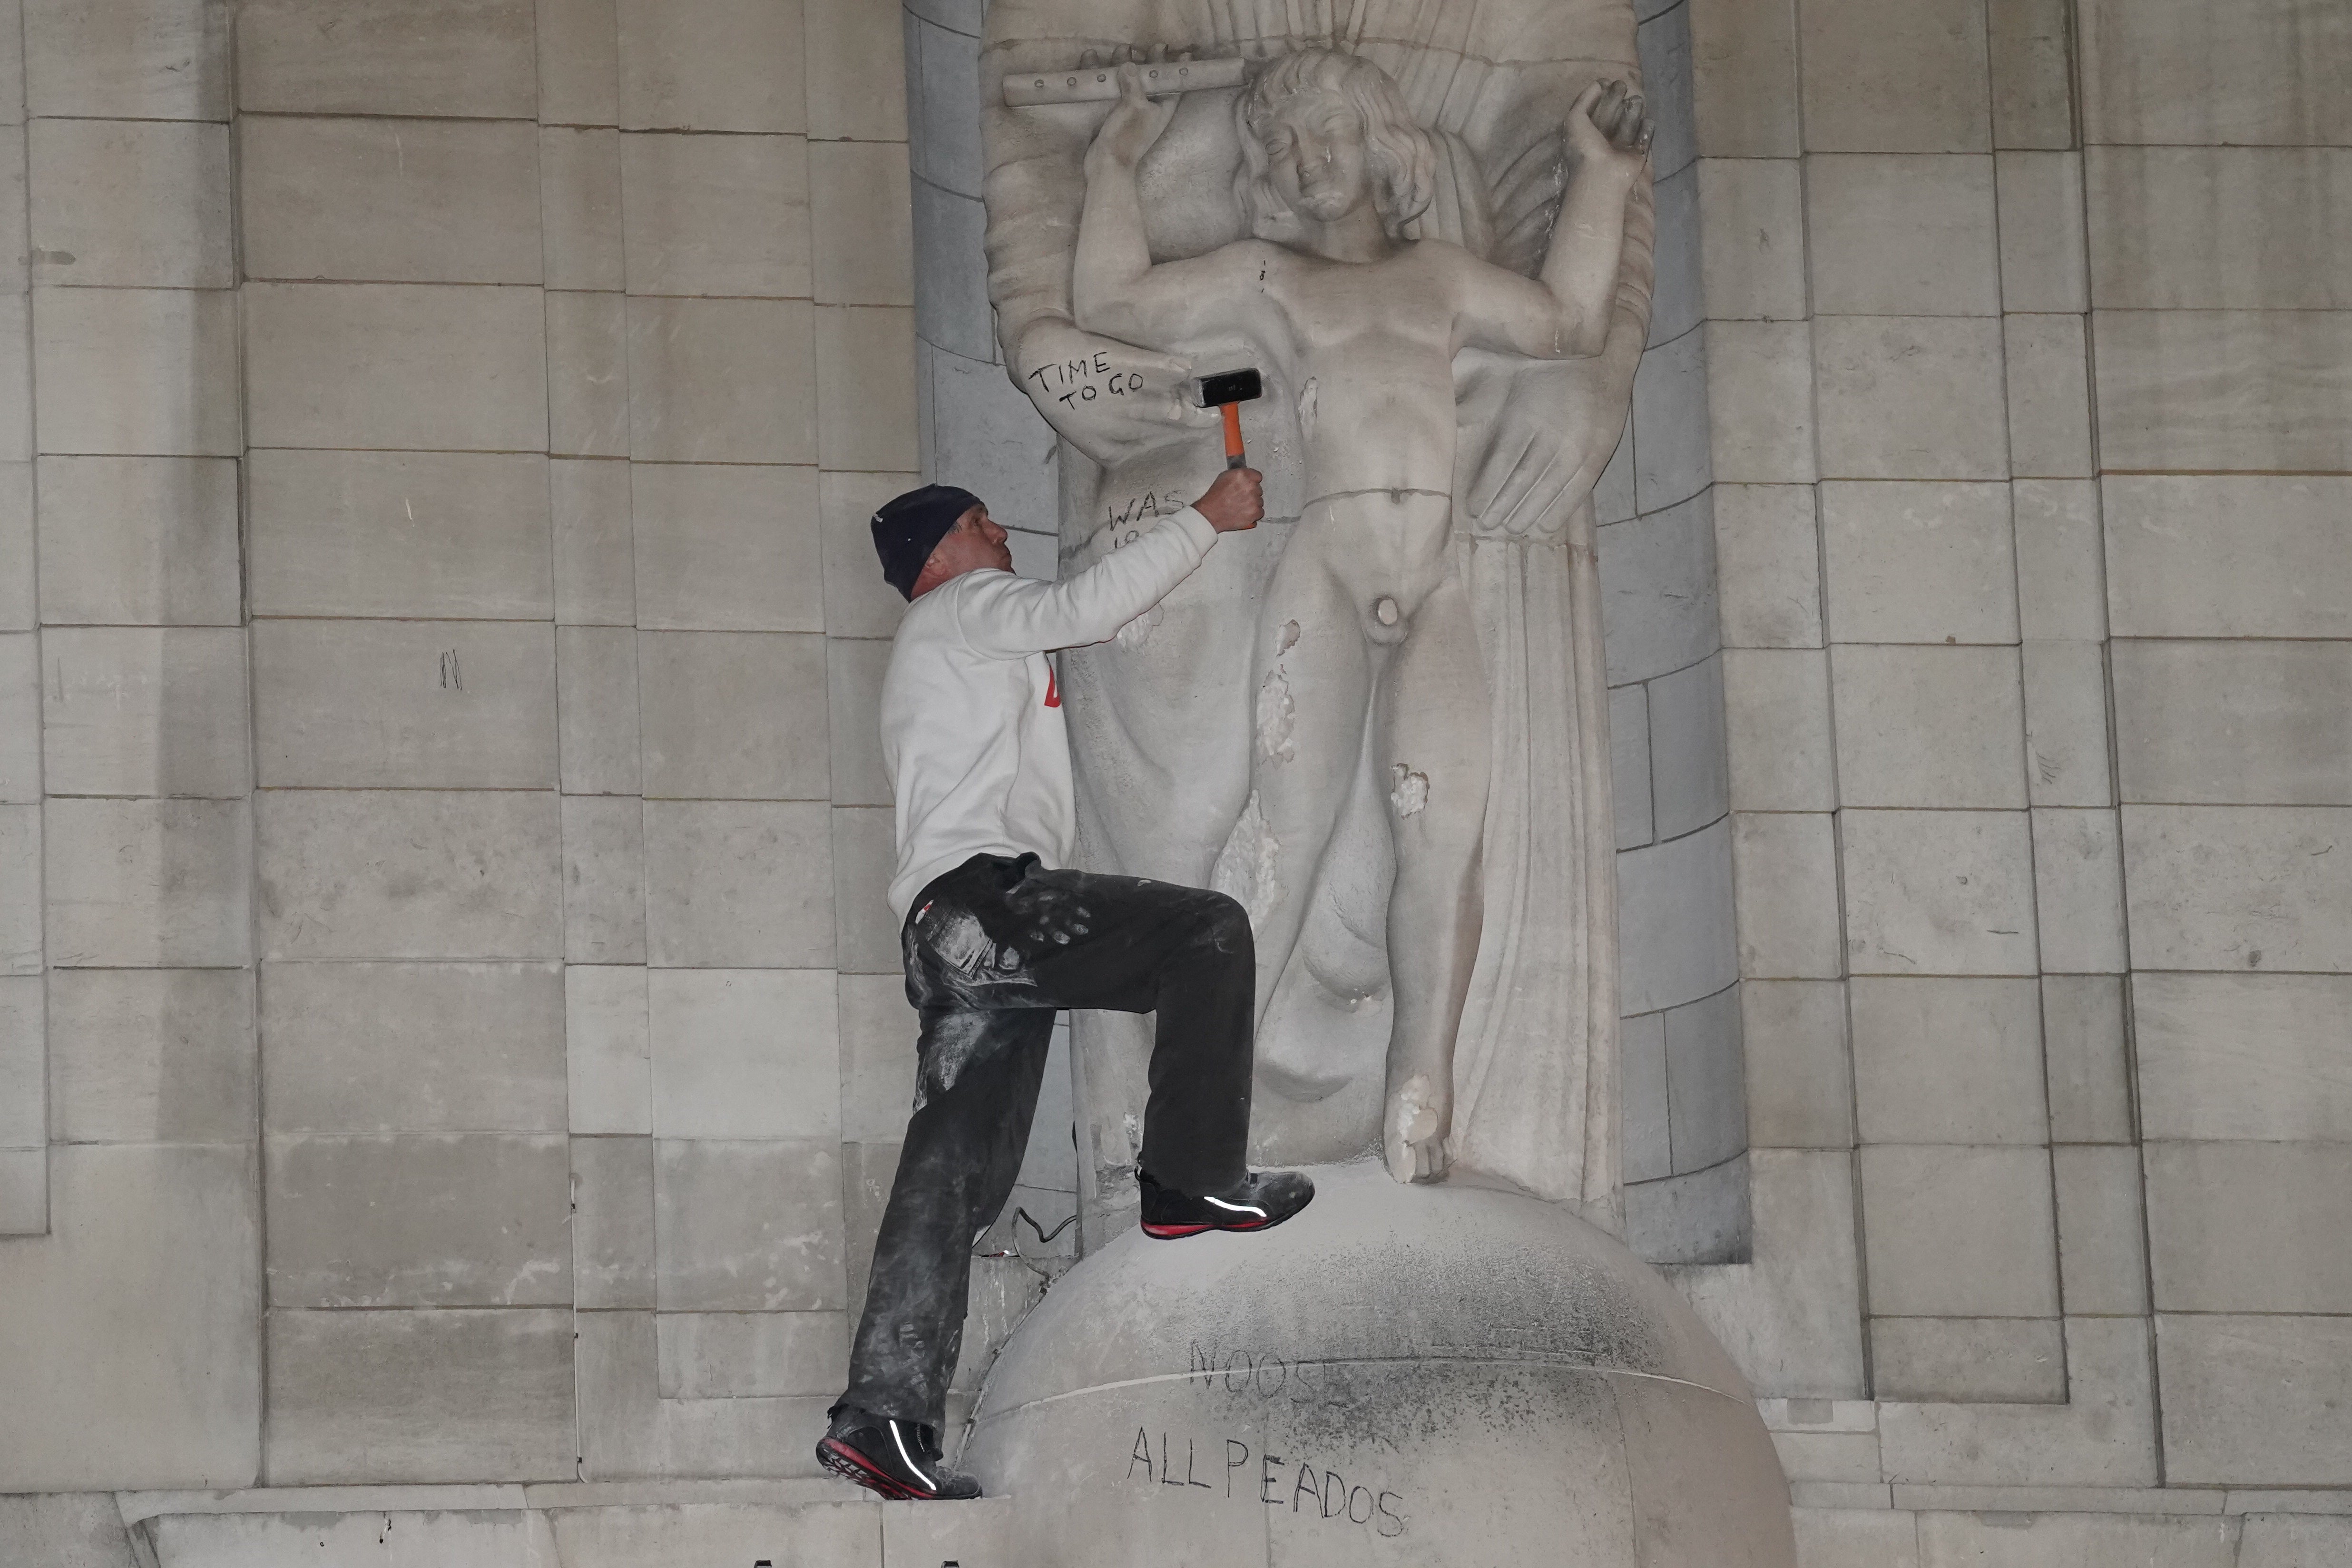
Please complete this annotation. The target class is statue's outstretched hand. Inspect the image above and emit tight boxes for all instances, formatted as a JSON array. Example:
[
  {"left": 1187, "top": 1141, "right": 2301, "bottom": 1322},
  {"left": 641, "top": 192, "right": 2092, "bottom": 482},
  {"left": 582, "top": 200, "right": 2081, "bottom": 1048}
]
[
  {"left": 1567, "top": 78, "right": 1653, "bottom": 177},
  {"left": 1089, "top": 62, "right": 1179, "bottom": 168}
]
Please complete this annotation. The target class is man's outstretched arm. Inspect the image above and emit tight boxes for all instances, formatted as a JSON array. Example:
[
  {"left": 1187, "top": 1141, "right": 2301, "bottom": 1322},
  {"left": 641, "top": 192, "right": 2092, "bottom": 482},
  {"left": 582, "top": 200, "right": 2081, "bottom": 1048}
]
[{"left": 957, "top": 469, "right": 1263, "bottom": 657}]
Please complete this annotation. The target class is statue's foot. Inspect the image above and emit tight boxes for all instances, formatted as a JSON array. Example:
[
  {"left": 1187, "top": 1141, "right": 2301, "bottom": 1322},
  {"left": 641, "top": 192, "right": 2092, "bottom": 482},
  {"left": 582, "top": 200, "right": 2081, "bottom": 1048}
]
[{"left": 1384, "top": 1075, "right": 1450, "bottom": 1184}]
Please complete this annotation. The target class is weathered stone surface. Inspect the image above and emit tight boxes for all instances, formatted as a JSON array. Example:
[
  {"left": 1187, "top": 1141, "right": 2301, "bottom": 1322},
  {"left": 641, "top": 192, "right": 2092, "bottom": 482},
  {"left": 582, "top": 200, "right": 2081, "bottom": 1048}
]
[
  {"left": 0, "top": 977, "right": 44, "bottom": 1153},
  {"left": 2010, "top": 480, "right": 2103, "bottom": 644},
  {"left": 1805, "top": 155, "right": 1999, "bottom": 316},
  {"left": 1731, "top": 812, "right": 1842, "bottom": 980},
  {"left": 1841, "top": 809, "right": 2038, "bottom": 976},
  {"left": 142, "top": 1509, "right": 555, "bottom": 1568},
  {"left": 1705, "top": 321, "right": 1817, "bottom": 483},
  {"left": 256, "top": 791, "right": 561, "bottom": 961},
  {"left": 0, "top": 1493, "right": 139, "bottom": 1568},
  {"left": 542, "top": 126, "right": 626, "bottom": 291},
  {"left": 1631, "top": 325, "right": 1712, "bottom": 513},
  {"left": 2087, "top": 147, "right": 2352, "bottom": 311},
  {"left": 2103, "top": 477, "right": 2352, "bottom": 640},
  {"left": 1665, "top": 984, "right": 1746, "bottom": 1175},
  {"left": 1916, "top": 1510, "right": 2235, "bottom": 1568},
  {"left": 839, "top": 970, "right": 917, "bottom": 1144},
  {"left": 244, "top": 284, "right": 548, "bottom": 453},
  {"left": 553, "top": 459, "right": 636, "bottom": 626},
  {"left": 2122, "top": 805, "right": 2352, "bottom": 972},
  {"left": 2078, "top": 0, "right": 2352, "bottom": 147},
  {"left": 265, "top": 1133, "right": 572, "bottom": 1307},
  {"left": 45, "top": 798, "right": 250, "bottom": 969},
  {"left": 2114, "top": 641, "right": 2352, "bottom": 806},
  {"left": 1697, "top": 159, "right": 1805, "bottom": 322},
  {"left": 539, "top": 0, "right": 621, "bottom": 127},
  {"left": 1793, "top": 1508, "right": 1920, "bottom": 1568},
  {"left": 23, "top": 0, "right": 232, "bottom": 119},
  {"left": 1670, "top": 1149, "right": 1867, "bottom": 1398},
  {"left": 2240, "top": 1514, "right": 2352, "bottom": 1568},
  {"left": 2092, "top": 311, "right": 2352, "bottom": 474},
  {"left": 259, "top": 962, "right": 564, "bottom": 1135},
  {"left": 630, "top": 461, "right": 823, "bottom": 632},
  {"left": 2158, "top": 1313, "right": 2352, "bottom": 1487},
  {"left": 1741, "top": 980, "right": 1853, "bottom": 1151},
  {"left": 1832, "top": 646, "right": 2025, "bottom": 809},
  {"left": 657, "top": 1311, "right": 850, "bottom": 1399},
  {"left": 548, "top": 291, "right": 631, "bottom": 458},
  {"left": 1599, "top": 494, "right": 1720, "bottom": 685},
  {"left": 812, "top": 141, "right": 913, "bottom": 307},
  {"left": 1996, "top": 152, "right": 2088, "bottom": 314},
  {"left": 252, "top": 620, "right": 558, "bottom": 789},
  {"left": 2022, "top": 640, "right": 2114, "bottom": 809},
  {"left": 1861, "top": 1145, "right": 2059, "bottom": 1318},
  {"left": 29, "top": 118, "right": 233, "bottom": 289},
  {"left": 1813, "top": 317, "right": 2008, "bottom": 480},
  {"left": 1820, "top": 481, "right": 2017, "bottom": 645},
  {"left": 1871, "top": 1316, "right": 2066, "bottom": 1403},
  {"left": 1612, "top": 686, "right": 1654, "bottom": 849},
  {"left": 637, "top": 632, "right": 829, "bottom": 800},
  {"left": 2003, "top": 314, "right": 2094, "bottom": 479},
  {"left": 642, "top": 800, "right": 833, "bottom": 968},
  {"left": 264, "top": 1308, "right": 573, "bottom": 1484},
  {"left": 236, "top": 0, "right": 536, "bottom": 118},
  {"left": 41, "top": 626, "right": 250, "bottom": 798},
  {"left": 1646, "top": 654, "right": 1729, "bottom": 839},
  {"left": 246, "top": 450, "right": 553, "bottom": 620},
  {"left": 1624, "top": 1010, "right": 1669, "bottom": 1184},
  {"left": 2030, "top": 807, "right": 2127, "bottom": 974},
  {"left": 827, "top": 805, "right": 901, "bottom": 976},
  {"left": 626, "top": 296, "right": 815, "bottom": 463},
  {"left": 1714, "top": 484, "right": 1822, "bottom": 649},
  {"left": 616, "top": 0, "right": 805, "bottom": 133},
  {"left": 567, "top": 964, "right": 650, "bottom": 1136},
  {"left": 1880, "top": 1317, "right": 2158, "bottom": 1486},
  {"left": 573, "top": 1133, "right": 656, "bottom": 1310},
  {"left": 621, "top": 131, "right": 810, "bottom": 298},
  {"left": 817, "top": 306, "right": 921, "bottom": 474},
  {"left": 2043, "top": 974, "right": 2134, "bottom": 1144},
  {"left": 0, "top": 803, "right": 41, "bottom": 977},
  {"left": 0, "top": 1144, "right": 260, "bottom": 1491},
  {"left": 2146, "top": 1142, "right": 2352, "bottom": 1314},
  {"left": 648, "top": 968, "right": 839, "bottom": 1140},
  {"left": 2052, "top": 1144, "right": 2148, "bottom": 1316},
  {"left": 32, "top": 288, "right": 240, "bottom": 457},
  {"left": 558, "top": 626, "right": 641, "bottom": 796},
  {"left": 654, "top": 1138, "right": 846, "bottom": 1311},
  {"left": 562, "top": 795, "right": 647, "bottom": 965},
  {"left": 2132, "top": 972, "right": 2352, "bottom": 1142},
  {"left": 1797, "top": 0, "right": 1990, "bottom": 152},
  {"left": 827, "top": 638, "right": 893, "bottom": 809},
  {"left": 1850, "top": 978, "right": 2046, "bottom": 1145},
  {"left": 36, "top": 456, "right": 241, "bottom": 627},
  {"left": 239, "top": 116, "right": 543, "bottom": 285},
  {"left": 47, "top": 968, "right": 254, "bottom": 1144}
]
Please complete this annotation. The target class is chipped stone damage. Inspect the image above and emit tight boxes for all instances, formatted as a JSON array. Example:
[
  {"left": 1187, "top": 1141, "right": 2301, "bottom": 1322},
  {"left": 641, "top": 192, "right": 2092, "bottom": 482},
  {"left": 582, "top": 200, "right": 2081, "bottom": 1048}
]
[
  {"left": 1210, "top": 790, "right": 1283, "bottom": 929},
  {"left": 1256, "top": 668, "right": 1296, "bottom": 763},
  {"left": 1388, "top": 762, "right": 1428, "bottom": 817}
]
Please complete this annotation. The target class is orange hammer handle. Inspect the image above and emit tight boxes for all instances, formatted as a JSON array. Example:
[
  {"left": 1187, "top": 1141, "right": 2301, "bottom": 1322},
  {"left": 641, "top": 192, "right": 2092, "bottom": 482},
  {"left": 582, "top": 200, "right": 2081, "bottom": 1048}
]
[{"left": 1220, "top": 402, "right": 1245, "bottom": 469}]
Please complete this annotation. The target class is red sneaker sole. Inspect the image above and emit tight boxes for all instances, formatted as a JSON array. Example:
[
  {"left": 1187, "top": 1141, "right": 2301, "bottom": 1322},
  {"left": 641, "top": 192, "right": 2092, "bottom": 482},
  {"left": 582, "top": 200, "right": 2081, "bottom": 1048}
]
[
  {"left": 1141, "top": 1217, "right": 1273, "bottom": 1240},
  {"left": 817, "top": 1437, "right": 926, "bottom": 1500}
]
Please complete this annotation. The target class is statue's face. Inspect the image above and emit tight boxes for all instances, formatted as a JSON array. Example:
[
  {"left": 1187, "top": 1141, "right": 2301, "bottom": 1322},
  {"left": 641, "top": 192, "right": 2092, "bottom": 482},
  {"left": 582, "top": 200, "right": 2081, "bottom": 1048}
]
[{"left": 1256, "top": 88, "right": 1375, "bottom": 223}]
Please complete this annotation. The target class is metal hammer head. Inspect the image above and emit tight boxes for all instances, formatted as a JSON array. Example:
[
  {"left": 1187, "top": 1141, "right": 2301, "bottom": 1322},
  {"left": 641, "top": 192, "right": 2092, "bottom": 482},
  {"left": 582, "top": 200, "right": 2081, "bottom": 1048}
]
[{"left": 1193, "top": 367, "right": 1263, "bottom": 408}]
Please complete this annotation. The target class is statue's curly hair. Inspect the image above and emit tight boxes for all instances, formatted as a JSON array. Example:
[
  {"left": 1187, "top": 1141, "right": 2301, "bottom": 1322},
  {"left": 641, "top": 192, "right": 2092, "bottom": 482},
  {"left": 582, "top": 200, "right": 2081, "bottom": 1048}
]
[{"left": 1234, "top": 49, "right": 1437, "bottom": 239}]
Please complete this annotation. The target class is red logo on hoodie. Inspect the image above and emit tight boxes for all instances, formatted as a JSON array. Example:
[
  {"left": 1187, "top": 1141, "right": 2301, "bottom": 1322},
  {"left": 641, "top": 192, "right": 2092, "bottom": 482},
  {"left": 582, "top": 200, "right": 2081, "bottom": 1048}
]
[{"left": 1044, "top": 667, "right": 1060, "bottom": 708}]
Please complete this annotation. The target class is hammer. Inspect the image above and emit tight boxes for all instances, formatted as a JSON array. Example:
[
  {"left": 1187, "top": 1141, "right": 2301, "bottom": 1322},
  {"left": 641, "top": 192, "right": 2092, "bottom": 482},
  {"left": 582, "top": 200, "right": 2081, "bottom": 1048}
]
[{"left": 1194, "top": 368, "right": 1263, "bottom": 470}]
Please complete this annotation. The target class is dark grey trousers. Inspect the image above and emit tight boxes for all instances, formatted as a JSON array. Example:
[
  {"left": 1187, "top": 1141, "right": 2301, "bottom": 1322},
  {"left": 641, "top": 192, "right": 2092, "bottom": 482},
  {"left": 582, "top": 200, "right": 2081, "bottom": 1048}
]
[{"left": 838, "top": 852, "right": 1257, "bottom": 1429}]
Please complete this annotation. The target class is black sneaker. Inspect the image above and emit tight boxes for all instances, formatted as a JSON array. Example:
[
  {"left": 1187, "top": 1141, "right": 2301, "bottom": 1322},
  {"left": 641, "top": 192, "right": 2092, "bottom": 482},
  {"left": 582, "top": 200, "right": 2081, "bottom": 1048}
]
[
  {"left": 1138, "top": 1168, "right": 1315, "bottom": 1240},
  {"left": 816, "top": 1409, "right": 982, "bottom": 1500}
]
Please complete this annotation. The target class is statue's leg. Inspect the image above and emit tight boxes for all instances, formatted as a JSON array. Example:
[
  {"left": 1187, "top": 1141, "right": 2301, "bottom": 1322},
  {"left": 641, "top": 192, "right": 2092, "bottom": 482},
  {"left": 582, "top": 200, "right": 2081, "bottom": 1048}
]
[
  {"left": 1374, "top": 572, "right": 1490, "bottom": 1183},
  {"left": 1244, "top": 523, "right": 1372, "bottom": 1028}
]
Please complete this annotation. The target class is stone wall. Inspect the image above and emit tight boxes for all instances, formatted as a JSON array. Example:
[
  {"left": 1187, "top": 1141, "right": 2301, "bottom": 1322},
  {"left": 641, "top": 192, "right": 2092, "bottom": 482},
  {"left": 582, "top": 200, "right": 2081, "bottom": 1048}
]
[
  {"left": 0, "top": 0, "right": 1005, "bottom": 1500},
  {"left": 1667, "top": 0, "right": 2352, "bottom": 1558}
]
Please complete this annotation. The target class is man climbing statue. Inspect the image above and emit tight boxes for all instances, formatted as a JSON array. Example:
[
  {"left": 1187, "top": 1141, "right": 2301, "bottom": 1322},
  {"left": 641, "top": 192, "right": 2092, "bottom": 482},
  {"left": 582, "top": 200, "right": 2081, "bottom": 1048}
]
[{"left": 816, "top": 471, "right": 1316, "bottom": 1502}]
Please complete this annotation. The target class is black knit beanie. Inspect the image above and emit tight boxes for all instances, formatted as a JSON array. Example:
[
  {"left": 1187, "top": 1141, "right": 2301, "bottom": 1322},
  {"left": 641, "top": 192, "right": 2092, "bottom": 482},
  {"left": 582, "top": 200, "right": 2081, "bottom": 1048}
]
[{"left": 870, "top": 484, "right": 982, "bottom": 600}]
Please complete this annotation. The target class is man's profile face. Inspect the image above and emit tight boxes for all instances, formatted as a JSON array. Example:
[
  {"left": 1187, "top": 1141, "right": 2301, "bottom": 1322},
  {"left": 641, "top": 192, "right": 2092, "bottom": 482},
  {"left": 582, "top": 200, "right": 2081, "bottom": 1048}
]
[
  {"left": 915, "top": 504, "right": 1013, "bottom": 593},
  {"left": 1258, "top": 89, "right": 1374, "bottom": 223}
]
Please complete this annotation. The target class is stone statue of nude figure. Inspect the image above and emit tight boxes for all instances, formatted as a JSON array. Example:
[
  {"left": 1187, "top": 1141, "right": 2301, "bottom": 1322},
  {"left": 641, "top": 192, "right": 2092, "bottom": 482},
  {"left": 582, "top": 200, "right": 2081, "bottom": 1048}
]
[{"left": 1074, "top": 51, "right": 1652, "bottom": 1183}]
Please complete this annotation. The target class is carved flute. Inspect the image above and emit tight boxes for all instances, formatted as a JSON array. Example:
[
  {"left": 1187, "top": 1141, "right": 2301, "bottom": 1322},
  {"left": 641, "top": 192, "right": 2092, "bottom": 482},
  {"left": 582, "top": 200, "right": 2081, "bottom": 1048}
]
[{"left": 1003, "top": 56, "right": 1248, "bottom": 108}]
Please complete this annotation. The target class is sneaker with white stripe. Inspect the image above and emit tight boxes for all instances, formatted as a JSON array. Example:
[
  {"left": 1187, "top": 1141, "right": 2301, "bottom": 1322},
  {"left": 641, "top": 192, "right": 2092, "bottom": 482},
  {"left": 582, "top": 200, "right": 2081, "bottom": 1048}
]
[
  {"left": 1137, "top": 1167, "right": 1314, "bottom": 1240},
  {"left": 816, "top": 1409, "right": 982, "bottom": 1500}
]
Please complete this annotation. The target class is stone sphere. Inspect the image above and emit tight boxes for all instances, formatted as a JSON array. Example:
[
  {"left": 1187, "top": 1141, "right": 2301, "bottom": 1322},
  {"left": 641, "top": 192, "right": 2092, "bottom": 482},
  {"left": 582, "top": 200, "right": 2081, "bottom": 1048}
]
[{"left": 961, "top": 1161, "right": 1797, "bottom": 1567}]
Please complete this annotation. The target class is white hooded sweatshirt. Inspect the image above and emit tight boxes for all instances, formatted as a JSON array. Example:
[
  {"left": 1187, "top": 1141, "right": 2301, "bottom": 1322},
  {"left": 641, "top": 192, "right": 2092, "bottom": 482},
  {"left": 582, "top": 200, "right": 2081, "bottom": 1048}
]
[{"left": 879, "top": 508, "right": 1220, "bottom": 923}]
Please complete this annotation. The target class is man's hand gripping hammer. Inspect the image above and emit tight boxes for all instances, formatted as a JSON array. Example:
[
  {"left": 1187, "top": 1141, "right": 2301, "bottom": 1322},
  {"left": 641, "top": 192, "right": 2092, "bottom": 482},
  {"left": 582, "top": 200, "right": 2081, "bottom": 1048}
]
[{"left": 1194, "top": 368, "right": 1264, "bottom": 470}]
